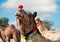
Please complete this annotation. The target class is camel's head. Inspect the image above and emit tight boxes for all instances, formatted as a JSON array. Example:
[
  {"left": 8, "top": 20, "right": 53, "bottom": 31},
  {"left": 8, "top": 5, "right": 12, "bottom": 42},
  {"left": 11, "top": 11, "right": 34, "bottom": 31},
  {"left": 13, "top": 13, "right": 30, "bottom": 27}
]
[
  {"left": 35, "top": 18, "right": 42, "bottom": 25},
  {"left": 15, "top": 8, "right": 37, "bottom": 36}
]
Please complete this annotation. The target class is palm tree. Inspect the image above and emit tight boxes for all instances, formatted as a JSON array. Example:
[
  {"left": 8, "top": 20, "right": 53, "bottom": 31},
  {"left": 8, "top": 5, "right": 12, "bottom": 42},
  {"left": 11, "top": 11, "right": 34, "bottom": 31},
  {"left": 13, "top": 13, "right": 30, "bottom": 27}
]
[
  {"left": 42, "top": 20, "right": 53, "bottom": 30},
  {"left": 0, "top": 17, "right": 9, "bottom": 30}
]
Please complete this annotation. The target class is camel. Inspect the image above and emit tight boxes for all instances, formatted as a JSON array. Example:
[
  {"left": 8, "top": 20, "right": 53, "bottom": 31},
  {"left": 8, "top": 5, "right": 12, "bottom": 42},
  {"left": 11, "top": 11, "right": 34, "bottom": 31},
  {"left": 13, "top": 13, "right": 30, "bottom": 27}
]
[
  {"left": 4, "top": 24, "right": 21, "bottom": 42},
  {"left": 15, "top": 8, "right": 53, "bottom": 42},
  {"left": 0, "top": 26, "right": 5, "bottom": 42},
  {"left": 35, "top": 18, "right": 60, "bottom": 42}
]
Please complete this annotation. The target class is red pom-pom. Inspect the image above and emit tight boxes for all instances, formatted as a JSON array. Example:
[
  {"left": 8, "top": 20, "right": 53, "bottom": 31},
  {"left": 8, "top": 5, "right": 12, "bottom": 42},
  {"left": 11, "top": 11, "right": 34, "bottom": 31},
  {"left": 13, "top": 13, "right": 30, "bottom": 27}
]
[{"left": 18, "top": 5, "right": 23, "bottom": 9}]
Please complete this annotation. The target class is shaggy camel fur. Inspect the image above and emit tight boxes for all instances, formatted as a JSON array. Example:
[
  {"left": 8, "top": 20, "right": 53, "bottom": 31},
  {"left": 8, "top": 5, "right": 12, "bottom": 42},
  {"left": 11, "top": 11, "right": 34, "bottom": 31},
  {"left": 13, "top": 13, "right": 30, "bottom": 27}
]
[
  {"left": 0, "top": 26, "right": 5, "bottom": 42},
  {"left": 35, "top": 18, "right": 60, "bottom": 42},
  {"left": 15, "top": 8, "right": 53, "bottom": 42},
  {"left": 4, "top": 24, "right": 21, "bottom": 42}
]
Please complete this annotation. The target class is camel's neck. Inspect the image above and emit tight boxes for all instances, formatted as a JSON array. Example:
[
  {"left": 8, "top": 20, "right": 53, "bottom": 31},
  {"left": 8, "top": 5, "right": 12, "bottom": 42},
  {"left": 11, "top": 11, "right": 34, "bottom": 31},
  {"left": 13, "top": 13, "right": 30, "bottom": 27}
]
[
  {"left": 27, "top": 30, "right": 52, "bottom": 42},
  {"left": 37, "top": 22, "right": 48, "bottom": 36}
]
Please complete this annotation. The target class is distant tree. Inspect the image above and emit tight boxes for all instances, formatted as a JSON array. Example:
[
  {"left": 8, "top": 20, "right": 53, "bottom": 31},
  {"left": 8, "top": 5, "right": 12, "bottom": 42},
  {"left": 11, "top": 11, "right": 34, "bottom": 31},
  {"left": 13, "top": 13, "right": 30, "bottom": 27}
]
[
  {"left": 0, "top": 17, "right": 9, "bottom": 27},
  {"left": 42, "top": 20, "right": 53, "bottom": 30}
]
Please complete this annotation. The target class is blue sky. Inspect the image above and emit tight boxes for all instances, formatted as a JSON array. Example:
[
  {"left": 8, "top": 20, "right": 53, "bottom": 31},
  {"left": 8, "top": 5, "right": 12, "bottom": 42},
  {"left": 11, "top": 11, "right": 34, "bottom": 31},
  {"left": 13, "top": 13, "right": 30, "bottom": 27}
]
[{"left": 0, "top": 0, "right": 60, "bottom": 30}]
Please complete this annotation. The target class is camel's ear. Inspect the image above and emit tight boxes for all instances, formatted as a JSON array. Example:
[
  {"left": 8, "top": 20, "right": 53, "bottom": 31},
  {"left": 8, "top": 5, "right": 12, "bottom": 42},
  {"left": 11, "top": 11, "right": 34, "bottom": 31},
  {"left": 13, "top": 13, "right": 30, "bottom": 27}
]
[{"left": 33, "top": 12, "right": 37, "bottom": 18}]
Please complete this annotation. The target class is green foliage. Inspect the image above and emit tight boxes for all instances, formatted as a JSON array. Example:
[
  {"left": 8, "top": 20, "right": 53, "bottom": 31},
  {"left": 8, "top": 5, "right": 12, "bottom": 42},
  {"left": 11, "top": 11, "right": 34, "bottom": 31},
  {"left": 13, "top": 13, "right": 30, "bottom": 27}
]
[
  {"left": 0, "top": 17, "right": 9, "bottom": 27},
  {"left": 42, "top": 20, "right": 53, "bottom": 30}
]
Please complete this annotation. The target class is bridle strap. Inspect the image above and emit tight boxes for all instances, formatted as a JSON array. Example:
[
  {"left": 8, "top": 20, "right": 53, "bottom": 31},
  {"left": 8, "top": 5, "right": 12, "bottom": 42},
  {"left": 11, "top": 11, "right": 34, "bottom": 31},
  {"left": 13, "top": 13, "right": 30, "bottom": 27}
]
[{"left": 25, "top": 26, "right": 38, "bottom": 37}]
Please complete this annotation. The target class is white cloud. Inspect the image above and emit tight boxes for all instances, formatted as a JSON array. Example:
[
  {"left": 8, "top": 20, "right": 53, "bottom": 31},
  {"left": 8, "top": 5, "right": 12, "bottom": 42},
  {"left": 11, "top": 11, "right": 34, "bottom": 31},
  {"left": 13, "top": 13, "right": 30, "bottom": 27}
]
[
  {"left": 32, "top": 4, "right": 56, "bottom": 12},
  {"left": 1, "top": 0, "right": 60, "bottom": 30},
  {"left": 1, "top": 0, "right": 56, "bottom": 12},
  {"left": 36, "top": 13, "right": 52, "bottom": 20},
  {"left": 1, "top": 0, "right": 57, "bottom": 20}
]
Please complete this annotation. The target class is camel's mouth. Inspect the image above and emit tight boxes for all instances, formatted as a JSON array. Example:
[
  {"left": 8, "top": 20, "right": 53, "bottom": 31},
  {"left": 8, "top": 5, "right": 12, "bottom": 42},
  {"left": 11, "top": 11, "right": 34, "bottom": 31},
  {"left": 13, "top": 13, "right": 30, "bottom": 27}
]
[
  {"left": 15, "top": 14, "right": 21, "bottom": 17},
  {"left": 15, "top": 14, "right": 24, "bottom": 20}
]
